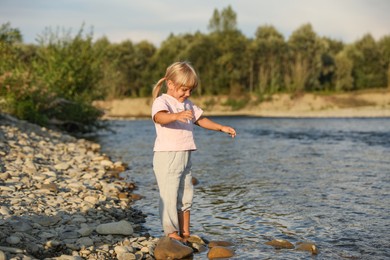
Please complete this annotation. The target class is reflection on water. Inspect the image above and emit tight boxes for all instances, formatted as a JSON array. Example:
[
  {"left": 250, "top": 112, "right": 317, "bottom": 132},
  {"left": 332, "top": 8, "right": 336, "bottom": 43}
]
[{"left": 96, "top": 117, "right": 390, "bottom": 259}]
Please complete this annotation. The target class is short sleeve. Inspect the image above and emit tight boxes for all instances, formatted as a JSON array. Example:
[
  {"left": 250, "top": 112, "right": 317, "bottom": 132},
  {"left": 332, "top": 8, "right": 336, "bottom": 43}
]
[
  {"left": 152, "top": 97, "right": 169, "bottom": 122},
  {"left": 192, "top": 104, "right": 203, "bottom": 122}
]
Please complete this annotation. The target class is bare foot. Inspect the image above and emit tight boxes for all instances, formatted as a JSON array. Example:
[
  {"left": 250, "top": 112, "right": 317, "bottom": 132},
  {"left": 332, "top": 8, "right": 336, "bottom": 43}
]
[{"left": 168, "top": 232, "right": 184, "bottom": 242}]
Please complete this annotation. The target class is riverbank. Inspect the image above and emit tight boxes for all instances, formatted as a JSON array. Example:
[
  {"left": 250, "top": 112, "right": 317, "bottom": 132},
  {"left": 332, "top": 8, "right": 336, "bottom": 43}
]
[
  {"left": 92, "top": 89, "right": 390, "bottom": 119},
  {"left": 0, "top": 113, "right": 158, "bottom": 259},
  {"left": 0, "top": 113, "right": 238, "bottom": 260}
]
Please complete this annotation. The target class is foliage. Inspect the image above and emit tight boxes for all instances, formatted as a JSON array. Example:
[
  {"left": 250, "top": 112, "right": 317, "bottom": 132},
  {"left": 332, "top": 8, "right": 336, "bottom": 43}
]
[
  {"left": 346, "top": 34, "right": 386, "bottom": 90},
  {"left": 334, "top": 49, "right": 354, "bottom": 91},
  {"left": 1, "top": 5, "right": 390, "bottom": 131},
  {"left": 378, "top": 35, "right": 390, "bottom": 88},
  {"left": 0, "top": 24, "right": 103, "bottom": 133},
  {"left": 252, "top": 25, "right": 286, "bottom": 94},
  {"left": 208, "top": 5, "right": 237, "bottom": 33},
  {"left": 0, "top": 71, "right": 49, "bottom": 125}
]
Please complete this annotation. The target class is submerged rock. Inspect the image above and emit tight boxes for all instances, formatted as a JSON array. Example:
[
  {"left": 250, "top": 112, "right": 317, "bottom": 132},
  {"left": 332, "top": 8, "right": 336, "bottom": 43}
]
[
  {"left": 296, "top": 241, "right": 319, "bottom": 255},
  {"left": 207, "top": 246, "right": 235, "bottom": 259},
  {"left": 265, "top": 239, "right": 295, "bottom": 249}
]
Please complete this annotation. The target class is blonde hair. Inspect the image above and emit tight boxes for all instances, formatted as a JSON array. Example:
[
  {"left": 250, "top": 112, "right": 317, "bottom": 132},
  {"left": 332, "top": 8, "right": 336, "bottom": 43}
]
[{"left": 152, "top": 61, "right": 199, "bottom": 100}]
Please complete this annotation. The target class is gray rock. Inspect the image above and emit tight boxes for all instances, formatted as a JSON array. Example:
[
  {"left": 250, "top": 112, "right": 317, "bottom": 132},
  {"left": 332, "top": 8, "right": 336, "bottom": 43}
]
[
  {"left": 6, "top": 235, "right": 21, "bottom": 245},
  {"left": 77, "top": 227, "right": 93, "bottom": 237},
  {"left": 77, "top": 237, "right": 94, "bottom": 247},
  {"left": 96, "top": 220, "right": 134, "bottom": 235},
  {"left": 60, "top": 230, "right": 80, "bottom": 240},
  {"left": 11, "top": 220, "right": 32, "bottom": 232},
  {"left": 32, "top": 215, "right": 61, "bottom": 227}
]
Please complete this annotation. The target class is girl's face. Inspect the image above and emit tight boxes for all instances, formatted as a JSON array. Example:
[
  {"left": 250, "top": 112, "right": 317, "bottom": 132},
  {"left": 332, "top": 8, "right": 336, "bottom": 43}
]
[{"left": 167, "top": 80, "right": 193, "bottom": 103}]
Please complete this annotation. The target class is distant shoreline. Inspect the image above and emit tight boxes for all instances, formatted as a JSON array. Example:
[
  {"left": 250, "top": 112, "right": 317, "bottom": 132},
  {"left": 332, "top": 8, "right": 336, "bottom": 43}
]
[{"left": 93, "top": 89, "right": 390, "bottom": 119}]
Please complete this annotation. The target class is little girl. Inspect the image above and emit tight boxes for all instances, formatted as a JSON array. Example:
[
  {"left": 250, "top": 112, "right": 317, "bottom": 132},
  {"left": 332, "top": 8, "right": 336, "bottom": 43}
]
[{"left": 151, "top": 61, "right": 236, "bottom": 242}]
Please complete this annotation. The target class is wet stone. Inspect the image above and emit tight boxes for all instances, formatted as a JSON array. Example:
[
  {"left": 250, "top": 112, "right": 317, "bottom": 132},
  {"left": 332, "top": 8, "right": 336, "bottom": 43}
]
[
  {"left": 265, "top": 239, "right": 295, "bottom": 249},
  {"left": 207, "top": 246, "right": 235, "bottom": 259}
]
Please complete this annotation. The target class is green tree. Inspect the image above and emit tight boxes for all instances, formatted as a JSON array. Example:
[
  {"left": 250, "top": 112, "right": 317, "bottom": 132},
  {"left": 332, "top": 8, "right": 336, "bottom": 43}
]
[
  {"left": 208, "top": 5, "right": 237, "bottom": 33},
  {"left": 378, "top": 35, "right": 390, "bottom": 88},
  {"left": 148, "top": 33, "right": 194, "bottom": 94},
  {"left": 286, "top": 24, "right": 325, "bottom": 92},
  {"left": 334, "top": 48, "right": 354, "bottom": 91},
  {"left": 0, "top": 22, "right": 23, "bottom": 73},
  {"left": 347, "top": 34, "right": 386, "bottom": 89},
  {"left": 0, "top": 22, "right": 22, "bottom": 44},
  {"left": 180, "top": 32, "right": 219, "bottom": 95},
  {"left": 319, "top": 37, "right": 345, "bottom": 91},
  {"left": 93, "top": 36, "right": 117, "bottom": 99},
  {"left": 208, "top": 6, "right": 249, "bottom": 95},
  {"left": 252, "top": 25, "right": 286, "bottom": 95},
  {"left": 112, "top": 40, "right": 137, "bottom": 97},
  {"left": 133, "top": 40, "right": 156, "bottom": 97}
]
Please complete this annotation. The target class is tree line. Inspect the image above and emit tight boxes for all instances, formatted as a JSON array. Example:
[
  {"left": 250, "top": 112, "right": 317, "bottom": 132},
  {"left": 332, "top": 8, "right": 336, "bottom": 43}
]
[{"left": 1, "top": 6, "right": 389, "bottom": 132}]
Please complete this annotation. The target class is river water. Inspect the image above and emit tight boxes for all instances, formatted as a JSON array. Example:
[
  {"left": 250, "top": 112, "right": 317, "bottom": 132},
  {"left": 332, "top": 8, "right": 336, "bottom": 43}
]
[{"left": 95, "top": 117, "right": 390, "bottom": 259}]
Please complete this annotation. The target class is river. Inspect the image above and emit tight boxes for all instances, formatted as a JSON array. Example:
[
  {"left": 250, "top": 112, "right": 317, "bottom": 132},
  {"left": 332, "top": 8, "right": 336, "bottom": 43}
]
[{"left": 95, "top": 117, "right": 390, "bottom": 259}]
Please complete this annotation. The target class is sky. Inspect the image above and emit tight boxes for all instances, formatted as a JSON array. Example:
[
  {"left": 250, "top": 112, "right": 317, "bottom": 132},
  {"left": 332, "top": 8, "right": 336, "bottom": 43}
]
[{"left": 1, "top": 0, "right": 389, "bottom": 46}]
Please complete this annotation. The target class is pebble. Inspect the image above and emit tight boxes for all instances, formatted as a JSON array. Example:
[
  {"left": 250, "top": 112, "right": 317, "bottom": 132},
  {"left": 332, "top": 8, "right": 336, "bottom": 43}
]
[{"left": 0, "top": 251, "right": 6, "bottom": 260}]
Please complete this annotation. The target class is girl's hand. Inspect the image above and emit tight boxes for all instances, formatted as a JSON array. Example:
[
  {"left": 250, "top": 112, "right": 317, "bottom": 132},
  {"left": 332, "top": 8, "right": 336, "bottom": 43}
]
[
  {"left": 176, "top": 110, "right": 193, "bottom": 123},
  {"left": 221, "top": 126, "right": 237, "bottom": 138}
]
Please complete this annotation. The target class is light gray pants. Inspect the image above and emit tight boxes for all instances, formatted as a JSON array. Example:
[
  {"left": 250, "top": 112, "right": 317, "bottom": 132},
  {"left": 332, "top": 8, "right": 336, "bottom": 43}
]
[{"left": 153, "top": 151, "right": 194, "bottom": 235}]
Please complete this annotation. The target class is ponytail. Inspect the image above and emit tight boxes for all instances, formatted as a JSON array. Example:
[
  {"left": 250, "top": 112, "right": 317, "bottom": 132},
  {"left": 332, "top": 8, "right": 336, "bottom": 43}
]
[{"left": 152, "top": 78, "right": 166, "bottom": 100}]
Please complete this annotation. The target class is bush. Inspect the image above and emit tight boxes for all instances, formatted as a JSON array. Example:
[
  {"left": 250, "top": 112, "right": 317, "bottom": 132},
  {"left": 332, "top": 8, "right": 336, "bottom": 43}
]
[{"left": 0, "top": 24, "right": 104, "bottom": 133}]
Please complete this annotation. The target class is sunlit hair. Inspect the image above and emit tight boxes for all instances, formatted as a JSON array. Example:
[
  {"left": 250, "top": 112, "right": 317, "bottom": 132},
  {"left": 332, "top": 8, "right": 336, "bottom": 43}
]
[{"left": 152, "top": 61, "right": 199, "bottom": 100}]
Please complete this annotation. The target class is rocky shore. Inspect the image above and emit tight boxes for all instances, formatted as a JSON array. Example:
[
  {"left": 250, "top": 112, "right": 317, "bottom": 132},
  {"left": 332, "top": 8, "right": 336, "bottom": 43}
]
[
  {"left": 0, "top": 114, "right": 240, "bottom": 260},
  {"left": 0, "top": 113, "right": 158, "bottom": 259}
]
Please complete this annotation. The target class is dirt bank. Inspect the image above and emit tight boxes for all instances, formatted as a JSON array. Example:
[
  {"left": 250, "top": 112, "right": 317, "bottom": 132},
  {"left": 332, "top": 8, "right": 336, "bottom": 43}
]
[{"left": 93, "top": 89, "right": 390, "bottom": 119}]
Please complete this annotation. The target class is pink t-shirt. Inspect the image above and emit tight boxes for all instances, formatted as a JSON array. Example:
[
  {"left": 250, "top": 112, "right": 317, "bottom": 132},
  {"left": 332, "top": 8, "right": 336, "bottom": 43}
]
[{"left": 152, "top": 94, "right": 203, "bottom": 151}]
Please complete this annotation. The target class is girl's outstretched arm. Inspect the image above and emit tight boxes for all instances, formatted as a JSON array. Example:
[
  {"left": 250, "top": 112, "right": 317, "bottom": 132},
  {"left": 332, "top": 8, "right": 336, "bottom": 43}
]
[{"left": 195, "top": 116, "right": 236, "bottom": 138}]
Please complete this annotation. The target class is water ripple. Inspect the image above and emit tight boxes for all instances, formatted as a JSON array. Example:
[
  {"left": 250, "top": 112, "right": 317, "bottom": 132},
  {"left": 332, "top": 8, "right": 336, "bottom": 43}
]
[{"left": 96, "top": 117, "right": 390, "bottom": 259}]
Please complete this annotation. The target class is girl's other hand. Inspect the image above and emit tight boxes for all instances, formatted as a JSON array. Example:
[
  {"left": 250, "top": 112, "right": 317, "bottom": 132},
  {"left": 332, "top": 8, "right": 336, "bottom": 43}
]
[
  {"left": 221, "top": 126, "right": 237, "bottom": 138},
  {"left": 176, "top": 110, "right": 193, "bottom": 123}
]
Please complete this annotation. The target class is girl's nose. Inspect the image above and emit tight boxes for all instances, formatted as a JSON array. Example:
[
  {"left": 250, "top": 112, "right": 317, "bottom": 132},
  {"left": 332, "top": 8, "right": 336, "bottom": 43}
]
[{"left": 185, "top": 90, "right": 191, "bottom": 96}]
